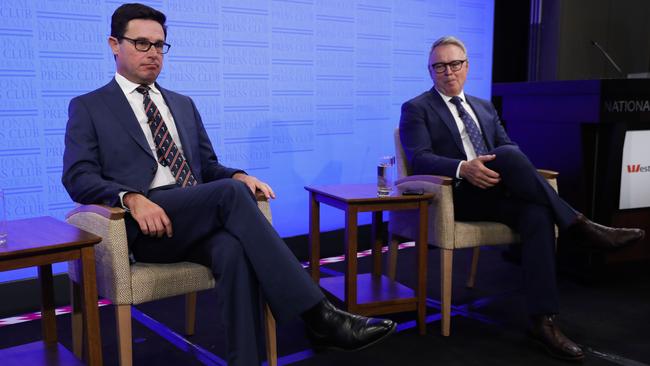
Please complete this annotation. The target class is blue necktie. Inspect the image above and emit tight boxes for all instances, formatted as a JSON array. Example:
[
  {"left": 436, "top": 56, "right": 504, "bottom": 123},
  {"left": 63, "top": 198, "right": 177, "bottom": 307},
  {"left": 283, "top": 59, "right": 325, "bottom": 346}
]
[{"left": 449, "top": 96, "right": 488, "bottom": 156}]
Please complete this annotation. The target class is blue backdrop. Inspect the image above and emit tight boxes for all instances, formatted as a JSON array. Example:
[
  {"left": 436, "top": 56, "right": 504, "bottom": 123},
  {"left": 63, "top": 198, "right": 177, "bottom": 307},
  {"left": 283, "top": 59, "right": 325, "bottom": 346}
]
[{"left": 0, "top": 0, "right": 494, "bottom": 281}]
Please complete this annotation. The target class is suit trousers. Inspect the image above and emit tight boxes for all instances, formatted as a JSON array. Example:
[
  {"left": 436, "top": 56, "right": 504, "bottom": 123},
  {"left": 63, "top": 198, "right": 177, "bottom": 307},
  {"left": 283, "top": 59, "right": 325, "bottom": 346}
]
[
  {"left": 453, "top": 145, "right": 578, "bottom": 315},
  {"left": 131, "top": 179, "right": 324, "bottom": 365}
]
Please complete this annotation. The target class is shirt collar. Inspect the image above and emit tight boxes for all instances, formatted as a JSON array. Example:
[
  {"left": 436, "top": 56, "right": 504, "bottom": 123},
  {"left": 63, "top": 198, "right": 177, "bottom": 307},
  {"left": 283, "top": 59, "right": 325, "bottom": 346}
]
[
  {"left": 114, "top": 72, "right": 161, "bottom": 95},
  {"left": 434, "top": 87, "right": 467, "bottom": 104}
]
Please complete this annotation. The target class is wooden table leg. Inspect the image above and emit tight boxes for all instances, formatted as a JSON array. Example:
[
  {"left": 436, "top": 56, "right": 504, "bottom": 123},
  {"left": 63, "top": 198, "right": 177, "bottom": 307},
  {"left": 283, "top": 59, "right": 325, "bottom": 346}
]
[
  {"left": 309, "top": 192, "right": 321, "bottom": 282},
  {"left": 371, "top": 211, "right": 383, "bottom": 277},
  {"left": 80, "top": 246, "right": 103, "bottom": 366},
  {"left": 417, "top": 200, "right": 428, "bottom": 335},
  {"left": 38, "top": 264, "right": 57, "bottom": 344},
  {"left": 70, "top": 279, "right": 84, "bottom": 358},
  {"left": 344, "top": 207, "right": 358, "bottom": 311}
]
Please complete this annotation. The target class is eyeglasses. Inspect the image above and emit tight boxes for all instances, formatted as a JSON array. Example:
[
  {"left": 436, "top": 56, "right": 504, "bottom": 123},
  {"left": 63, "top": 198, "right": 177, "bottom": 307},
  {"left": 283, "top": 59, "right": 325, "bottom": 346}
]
[
  {"left": 119, "top": 36, "right": 171, "bottom": 54},
  {"left": 430, "top": 59, "right": 467, "bottom": 74}
]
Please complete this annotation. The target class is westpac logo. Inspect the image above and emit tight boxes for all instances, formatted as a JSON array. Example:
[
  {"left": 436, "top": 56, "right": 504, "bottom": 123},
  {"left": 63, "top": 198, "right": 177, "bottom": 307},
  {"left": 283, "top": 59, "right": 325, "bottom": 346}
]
[{"left": 626, "top": 164, "right": 650, "bottom": 173}]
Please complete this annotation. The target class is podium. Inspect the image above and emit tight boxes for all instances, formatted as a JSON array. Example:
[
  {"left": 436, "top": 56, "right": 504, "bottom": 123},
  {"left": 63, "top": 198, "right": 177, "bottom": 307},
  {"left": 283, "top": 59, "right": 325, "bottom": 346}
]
[{"left": 492, "top": 79, "right": 650, "bottom": 271}]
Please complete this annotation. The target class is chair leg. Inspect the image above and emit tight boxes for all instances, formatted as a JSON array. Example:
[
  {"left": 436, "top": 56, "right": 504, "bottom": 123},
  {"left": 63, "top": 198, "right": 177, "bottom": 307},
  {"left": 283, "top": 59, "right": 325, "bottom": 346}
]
[
  {"left": 466, "top": 247, "right": 480, "bottom": 289},
  {"left": 387, "top": 235, "right": 400, "bottom": 281},
  {"left": 440, "top": 249, "right": 453, "bottom": 337},
  {"left": 264, "top": 303, "right": 277, "bottom": 366},
  {"left": 185, "top": 292, "right": 197, "bottom": 336},
  {"left": 70, "top": 280, "right": 83, "bottom": 358},
  {"left": 115, "top": 304, "right": 133, "bottom": 366}
]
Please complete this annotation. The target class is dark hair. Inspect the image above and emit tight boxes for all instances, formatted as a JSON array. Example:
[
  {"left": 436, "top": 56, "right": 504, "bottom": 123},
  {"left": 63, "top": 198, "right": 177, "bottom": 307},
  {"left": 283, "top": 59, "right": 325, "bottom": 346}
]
[{"left": 111, "top": 3, "right": 167, "bottom": 39}]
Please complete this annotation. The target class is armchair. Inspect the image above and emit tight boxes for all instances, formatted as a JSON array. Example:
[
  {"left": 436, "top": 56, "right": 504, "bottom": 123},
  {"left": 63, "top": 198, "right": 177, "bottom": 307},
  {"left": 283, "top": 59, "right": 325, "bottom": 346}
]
[
  {"left": 66, "top": 192, "right": 277, "bottom": 366},
  {"left": 388, "top": 128, "right": 558, "bottom": 336}
]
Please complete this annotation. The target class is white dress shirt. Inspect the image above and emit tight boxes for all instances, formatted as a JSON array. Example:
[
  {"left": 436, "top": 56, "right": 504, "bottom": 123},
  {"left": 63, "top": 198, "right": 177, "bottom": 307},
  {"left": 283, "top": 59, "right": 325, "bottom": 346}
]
[{"left": 434, "top": 88, "right": 484, "bottom": 178}]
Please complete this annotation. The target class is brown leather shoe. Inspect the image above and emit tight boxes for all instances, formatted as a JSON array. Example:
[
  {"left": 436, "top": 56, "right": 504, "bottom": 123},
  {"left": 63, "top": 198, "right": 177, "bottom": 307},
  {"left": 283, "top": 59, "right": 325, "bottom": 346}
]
[
  {"left": 567, "top": 213, "right": 645, "bottom": 249},
  {"left": 529, "top": 315, "right": 584, "bottom": 361}
]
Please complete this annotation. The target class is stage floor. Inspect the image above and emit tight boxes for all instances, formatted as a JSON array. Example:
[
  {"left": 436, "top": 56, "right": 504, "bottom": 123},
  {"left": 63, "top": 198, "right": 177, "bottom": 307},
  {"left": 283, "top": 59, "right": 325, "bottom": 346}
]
[{"left": 1, "top": 246, "right": 648, "bottom": 365}]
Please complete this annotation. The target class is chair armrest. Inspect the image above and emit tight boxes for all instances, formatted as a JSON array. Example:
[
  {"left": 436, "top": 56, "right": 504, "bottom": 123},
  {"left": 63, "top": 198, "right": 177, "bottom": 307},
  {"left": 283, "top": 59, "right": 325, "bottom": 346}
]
[
  {"left": 536, "top": 169, "right": 559, "bottom": 194},
  {"left": 66, "top": 204, "right": 133, "bottom": 304},
  {"left": 389, "top": 174, "right": 456, "bottom": 248},
  {"left": 66, "top": 195, "right": 270, "bottom": 223},
  {"left": 537, "top": 169, "right": 559, "bottom": 180},
  {"left": 255, "top": 190, "right": 272, "bottom": 224},
  {"left": 66, "top": 192, "right": 269, "bottom": 218},
  {"left": 396, "top": 174, "right": 453, "bottom": 186},
  {"left": 66, "top": 190, "right": 269, "bottom": 230},
  {"left": 398, "top": 171, "right": 559, "bottom": 183},
  {"left": 66, "top": 204, "right": 126, "bottom": 220}
]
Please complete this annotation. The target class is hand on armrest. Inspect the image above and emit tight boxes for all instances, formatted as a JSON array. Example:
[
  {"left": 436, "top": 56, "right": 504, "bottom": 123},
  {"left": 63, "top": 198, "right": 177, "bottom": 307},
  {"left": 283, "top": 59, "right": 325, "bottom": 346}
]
[
  {"left": 67, "top": 190, "right": 270, "bottom": 222},
  {"left": 233, "top": 173, "right": 276, "bottom": 199}
]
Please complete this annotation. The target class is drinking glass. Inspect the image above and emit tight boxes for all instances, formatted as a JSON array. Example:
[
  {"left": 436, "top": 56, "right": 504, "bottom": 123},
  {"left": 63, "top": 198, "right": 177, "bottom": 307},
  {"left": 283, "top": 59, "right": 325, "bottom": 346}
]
[{"left": 377, "top": 156, "right": 396, "bottom": 197}]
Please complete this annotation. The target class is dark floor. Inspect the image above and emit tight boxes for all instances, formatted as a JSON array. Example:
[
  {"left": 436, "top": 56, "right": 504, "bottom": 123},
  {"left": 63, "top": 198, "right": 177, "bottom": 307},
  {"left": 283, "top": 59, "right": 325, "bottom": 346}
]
[{"left": 1, "top": 246, "right": 649, "bottom": 365}]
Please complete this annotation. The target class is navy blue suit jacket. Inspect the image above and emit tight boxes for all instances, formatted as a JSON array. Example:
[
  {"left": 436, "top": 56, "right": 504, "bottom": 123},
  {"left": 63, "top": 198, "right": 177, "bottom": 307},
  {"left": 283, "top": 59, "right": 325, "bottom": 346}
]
[
  {"left": 399, "top": 87, "right": 516, "bottom": 177},
  {"left": 62, "top": 78, "right": 239, "bottom": 207}
]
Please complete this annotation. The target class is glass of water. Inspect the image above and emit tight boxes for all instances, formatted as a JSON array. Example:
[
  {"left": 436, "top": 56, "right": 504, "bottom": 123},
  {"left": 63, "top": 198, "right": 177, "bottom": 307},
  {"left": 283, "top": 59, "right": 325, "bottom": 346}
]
[
  {"left": 377, "top": 156, "right": 396, "bottom": 197},
  {"left": 0, "top": 188, "right": 7, "bottom": 246}
]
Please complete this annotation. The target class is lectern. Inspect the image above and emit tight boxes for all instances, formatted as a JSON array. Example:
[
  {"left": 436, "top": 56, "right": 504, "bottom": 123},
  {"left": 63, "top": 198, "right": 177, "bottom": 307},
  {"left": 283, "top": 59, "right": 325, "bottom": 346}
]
[{"left": 492, "top": 79, "right": 650, "bottom": 270}]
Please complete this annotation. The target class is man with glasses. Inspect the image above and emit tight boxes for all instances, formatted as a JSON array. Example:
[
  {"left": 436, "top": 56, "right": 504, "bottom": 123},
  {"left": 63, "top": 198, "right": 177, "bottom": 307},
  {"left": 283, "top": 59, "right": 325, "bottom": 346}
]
[
  {"left": 63, "top": 3, "right": 395, "bottom": 365},
  {"left": 399, "top": 36, "right": 644, "bottom": 361}
]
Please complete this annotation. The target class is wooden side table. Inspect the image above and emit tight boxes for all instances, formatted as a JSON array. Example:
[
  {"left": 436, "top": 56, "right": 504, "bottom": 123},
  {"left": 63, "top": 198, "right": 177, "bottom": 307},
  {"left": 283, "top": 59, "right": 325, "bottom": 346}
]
[
  {"left": 305, "top": 183, "right": 432, "bottom": 335},
  {"left": 0, "top": 216, "right": 103, "bottom": 365}
]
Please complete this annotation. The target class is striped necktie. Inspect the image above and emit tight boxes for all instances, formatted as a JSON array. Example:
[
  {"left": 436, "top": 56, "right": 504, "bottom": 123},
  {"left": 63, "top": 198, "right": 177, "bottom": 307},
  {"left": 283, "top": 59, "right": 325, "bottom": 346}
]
[
  {"left": 136, "top": 85, "right": 197, "bottom": 187},
  {"left": 449, "top": 96, "right": 488, "bottom": 156}
]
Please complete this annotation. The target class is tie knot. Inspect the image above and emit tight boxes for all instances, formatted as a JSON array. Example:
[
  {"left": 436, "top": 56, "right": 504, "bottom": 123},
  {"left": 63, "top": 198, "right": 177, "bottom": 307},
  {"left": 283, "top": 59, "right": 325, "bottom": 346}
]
[
  {"left": 450, "top": 96, "right": 468, "bottom": 117},
  {"left": 450, "top": 96, "right": 463, "bottom": 106},
  {"left": 136, "top": 85, "right": 150, "bottom": 96}
]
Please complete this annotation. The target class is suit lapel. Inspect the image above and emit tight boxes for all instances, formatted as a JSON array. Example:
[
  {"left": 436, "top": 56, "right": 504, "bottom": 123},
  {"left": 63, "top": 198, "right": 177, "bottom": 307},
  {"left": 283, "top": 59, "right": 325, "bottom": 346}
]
[
  {"left": 158, "top": 85, "right": 194, "bottom": 165},
  {"left": 427, "top": 88, "right": 465, "bottom": 155},
  {"left": 100, "top": 79, "right": 153, "bottom": 158}
]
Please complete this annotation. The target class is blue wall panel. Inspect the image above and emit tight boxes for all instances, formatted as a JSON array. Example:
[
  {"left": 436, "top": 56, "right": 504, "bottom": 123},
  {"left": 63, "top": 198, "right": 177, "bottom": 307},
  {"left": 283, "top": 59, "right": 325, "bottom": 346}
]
[{"left": 0, "top": 0, "right": 494, "bottom": 281}]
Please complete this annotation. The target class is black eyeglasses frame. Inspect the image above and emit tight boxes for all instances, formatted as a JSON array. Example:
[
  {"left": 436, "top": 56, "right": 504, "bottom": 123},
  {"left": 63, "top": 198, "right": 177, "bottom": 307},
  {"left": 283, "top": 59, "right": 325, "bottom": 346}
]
[{"left": 119, "top": 36, "right": 171, "bottom": 54}]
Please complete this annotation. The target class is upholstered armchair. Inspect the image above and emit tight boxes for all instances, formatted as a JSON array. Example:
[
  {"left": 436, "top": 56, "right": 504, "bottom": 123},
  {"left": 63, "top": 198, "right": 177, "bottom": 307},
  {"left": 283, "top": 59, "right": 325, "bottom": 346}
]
[
  {"left": 388, "top": 128, "right": 558, "bottom": 336},
  {"left": 66, "top": 192, "right": 277, "bottom": 366}
]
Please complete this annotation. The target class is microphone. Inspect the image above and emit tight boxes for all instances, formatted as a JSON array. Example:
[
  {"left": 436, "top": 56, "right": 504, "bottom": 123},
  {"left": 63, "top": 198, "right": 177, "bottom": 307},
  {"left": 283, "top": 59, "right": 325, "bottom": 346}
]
[{"left": 591, "top": 40, "right": 624, "bottom": 76}]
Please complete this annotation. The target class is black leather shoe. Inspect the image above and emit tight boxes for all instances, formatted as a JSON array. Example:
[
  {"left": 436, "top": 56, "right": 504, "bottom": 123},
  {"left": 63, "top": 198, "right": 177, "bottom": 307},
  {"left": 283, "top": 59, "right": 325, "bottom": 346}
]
[
  {"left": 529, "top": 315, "right": 584, "bottom": 362},
  {"left": 567, "top": 214, "right": 645, "bottom": 249},
  {"left": 303, "top": 299, "right": 396, "bottom": 351}
]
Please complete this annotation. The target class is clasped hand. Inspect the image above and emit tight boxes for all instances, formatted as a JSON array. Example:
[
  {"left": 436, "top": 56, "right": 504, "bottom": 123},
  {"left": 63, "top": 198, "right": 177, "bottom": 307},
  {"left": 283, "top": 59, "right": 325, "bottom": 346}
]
[{"left": 459, "top": 154, "right": 501, "bottom": 189}]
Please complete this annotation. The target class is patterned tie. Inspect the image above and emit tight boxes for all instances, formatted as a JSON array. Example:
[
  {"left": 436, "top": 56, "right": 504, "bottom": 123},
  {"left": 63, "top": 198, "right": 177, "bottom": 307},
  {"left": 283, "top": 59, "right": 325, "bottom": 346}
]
[
  {"left": 449, "top": 96, "right": 488, "bottom": 156},
  {"left": 136, "top": 85, "right": 197, "bottom": 187}
]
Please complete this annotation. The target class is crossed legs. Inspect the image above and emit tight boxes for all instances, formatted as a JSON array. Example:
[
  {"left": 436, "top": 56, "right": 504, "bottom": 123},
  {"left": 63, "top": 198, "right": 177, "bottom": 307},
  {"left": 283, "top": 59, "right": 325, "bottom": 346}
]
[
  {"left": 452, "top": 145, "right": 568, "bottom": 312},
  {"left": 132, "top": 179, "right": 324, "bottom": 365}
]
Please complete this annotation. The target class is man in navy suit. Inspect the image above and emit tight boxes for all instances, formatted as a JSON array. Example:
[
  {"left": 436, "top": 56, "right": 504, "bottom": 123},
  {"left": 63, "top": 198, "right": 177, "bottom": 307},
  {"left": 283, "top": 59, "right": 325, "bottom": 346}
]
[
  {"left": 400, "top": 36, "right": 644, "bottom": 361},
  {"left": 62, "top": 4, "right": 394, "bottom": 365}
]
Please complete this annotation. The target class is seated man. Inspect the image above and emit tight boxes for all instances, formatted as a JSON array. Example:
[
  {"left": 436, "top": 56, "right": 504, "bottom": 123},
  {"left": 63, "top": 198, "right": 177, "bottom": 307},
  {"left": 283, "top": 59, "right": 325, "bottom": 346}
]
[
  {"left": 62, "top": 3, "right": 394, "bottom": 365},
  {"left": 399, "top": 35, "right": 644, "bottom": 361}
]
